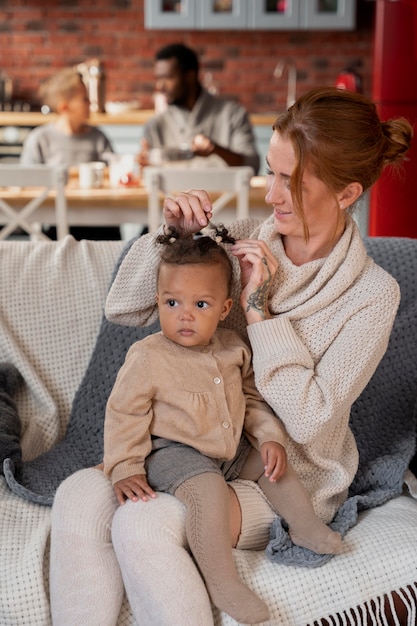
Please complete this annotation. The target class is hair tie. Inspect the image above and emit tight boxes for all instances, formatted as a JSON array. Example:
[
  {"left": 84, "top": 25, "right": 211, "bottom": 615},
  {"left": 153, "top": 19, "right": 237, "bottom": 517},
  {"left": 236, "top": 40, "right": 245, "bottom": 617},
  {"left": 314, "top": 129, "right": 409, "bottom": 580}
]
[
  {"left": 211, "top": 223, "right": 236, "bottom": 245},
  {"left": 155, "top": 225, "right": 181, "bottom": 246}
]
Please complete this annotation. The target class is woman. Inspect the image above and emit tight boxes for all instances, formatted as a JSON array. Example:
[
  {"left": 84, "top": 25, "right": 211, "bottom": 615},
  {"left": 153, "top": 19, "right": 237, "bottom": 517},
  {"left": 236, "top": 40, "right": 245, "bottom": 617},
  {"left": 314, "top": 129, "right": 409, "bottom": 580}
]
[{"left": 50, "top": 87, "right": 413, "bottom": 626}]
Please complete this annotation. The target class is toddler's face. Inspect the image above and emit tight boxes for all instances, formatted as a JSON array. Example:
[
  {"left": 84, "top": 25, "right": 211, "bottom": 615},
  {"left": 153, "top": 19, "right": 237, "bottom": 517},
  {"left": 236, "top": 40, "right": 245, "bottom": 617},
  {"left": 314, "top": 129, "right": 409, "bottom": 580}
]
[{"left": 156, "top": 263, "right": 232, "bottom": 348}]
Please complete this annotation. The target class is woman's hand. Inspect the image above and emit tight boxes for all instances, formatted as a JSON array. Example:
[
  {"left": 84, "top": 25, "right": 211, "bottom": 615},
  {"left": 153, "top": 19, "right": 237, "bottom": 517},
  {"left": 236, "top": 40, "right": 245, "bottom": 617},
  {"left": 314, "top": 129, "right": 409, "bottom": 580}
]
[
  {"left": 164, "top": 189, "right": 214, "bottom": 237},
  {"left": 113, "top": 474, "right": 157, "bottom": 506},
  {"left": 261, "top": 441, "right": 287, "bottom": 482},
  {"left": 230, "top": 239, "right": 278, "bottom": 324}
]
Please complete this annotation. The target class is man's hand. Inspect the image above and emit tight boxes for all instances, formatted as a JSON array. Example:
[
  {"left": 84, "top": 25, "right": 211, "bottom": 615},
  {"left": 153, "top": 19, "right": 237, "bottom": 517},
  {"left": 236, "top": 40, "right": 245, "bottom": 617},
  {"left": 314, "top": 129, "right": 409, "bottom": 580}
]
[{"left": 192, "top": 133, "right": 215, "bottom": 157}]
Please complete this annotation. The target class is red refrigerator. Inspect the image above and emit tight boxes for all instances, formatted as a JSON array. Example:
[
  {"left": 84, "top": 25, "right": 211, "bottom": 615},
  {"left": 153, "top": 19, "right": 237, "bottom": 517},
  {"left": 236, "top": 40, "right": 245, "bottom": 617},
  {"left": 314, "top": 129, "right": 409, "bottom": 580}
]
[{"left": 369, "top": 0, "right": 417, "bottom": 238}]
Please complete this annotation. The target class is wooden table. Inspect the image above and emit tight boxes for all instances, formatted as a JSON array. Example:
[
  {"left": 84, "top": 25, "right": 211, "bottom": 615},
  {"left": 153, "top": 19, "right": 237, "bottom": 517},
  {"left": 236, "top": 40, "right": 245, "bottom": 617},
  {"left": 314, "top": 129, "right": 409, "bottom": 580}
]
[{"left": 0, "top": 176, "right": 270, "bottom": 236}]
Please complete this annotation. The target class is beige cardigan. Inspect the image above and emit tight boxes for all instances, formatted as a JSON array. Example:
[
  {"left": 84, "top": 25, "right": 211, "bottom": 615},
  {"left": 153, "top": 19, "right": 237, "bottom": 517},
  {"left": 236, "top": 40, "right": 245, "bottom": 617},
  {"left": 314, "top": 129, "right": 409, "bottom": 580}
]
[
  {"left": 106, "top": 216, "right": 400, "bottom": 522},
  {"left": 103, "top": 328, "right": 287, "bottom": 484}
]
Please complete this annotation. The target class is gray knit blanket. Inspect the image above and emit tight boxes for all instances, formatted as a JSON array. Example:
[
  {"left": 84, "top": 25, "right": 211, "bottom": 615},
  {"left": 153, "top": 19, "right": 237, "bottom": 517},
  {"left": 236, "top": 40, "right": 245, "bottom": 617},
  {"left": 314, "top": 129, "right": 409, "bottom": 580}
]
[{"left": 2, "top": 237, "right": 417, "bottom": 568}]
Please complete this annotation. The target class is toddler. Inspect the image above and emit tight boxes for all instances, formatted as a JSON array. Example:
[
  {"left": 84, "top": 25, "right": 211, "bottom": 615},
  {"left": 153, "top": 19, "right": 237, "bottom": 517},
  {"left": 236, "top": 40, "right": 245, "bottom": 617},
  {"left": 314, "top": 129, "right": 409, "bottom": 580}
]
[{"left": 103, "top": 228, "right": 342, "bottom": 624}]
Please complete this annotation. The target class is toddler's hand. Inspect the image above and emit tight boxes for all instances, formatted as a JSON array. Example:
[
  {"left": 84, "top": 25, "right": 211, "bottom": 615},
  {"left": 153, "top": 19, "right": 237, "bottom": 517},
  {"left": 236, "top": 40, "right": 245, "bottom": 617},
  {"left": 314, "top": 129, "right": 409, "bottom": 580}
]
[
  {"left": 261, "top": 441, "right": 287, "bottom": 482},
  {"left": 114, "top": 474, "right": 156, "bottom": 506}
]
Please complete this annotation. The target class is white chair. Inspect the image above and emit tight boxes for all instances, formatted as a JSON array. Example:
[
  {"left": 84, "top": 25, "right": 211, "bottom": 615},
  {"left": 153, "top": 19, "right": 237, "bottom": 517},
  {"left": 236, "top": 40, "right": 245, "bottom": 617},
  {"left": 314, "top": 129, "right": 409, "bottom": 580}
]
[
  {"left": 143, "top": 165, "right": 254, "bottom": 233},
  {"left": 0, "top": 164, "right": 68, "bottom": 240}
]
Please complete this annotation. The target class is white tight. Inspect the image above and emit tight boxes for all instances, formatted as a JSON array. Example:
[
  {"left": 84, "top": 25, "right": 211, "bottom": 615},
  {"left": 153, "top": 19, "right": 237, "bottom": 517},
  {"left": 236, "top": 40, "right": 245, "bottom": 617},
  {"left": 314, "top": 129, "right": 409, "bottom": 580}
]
[
  {"left": 50, "top": 468, "right": 274, "bottom": 626},
  {"left": 50, "top": 468, "right": 213, "bottom": 625},
  {"left": 112, "top": 493, "right": 214, "bottom": 626}
]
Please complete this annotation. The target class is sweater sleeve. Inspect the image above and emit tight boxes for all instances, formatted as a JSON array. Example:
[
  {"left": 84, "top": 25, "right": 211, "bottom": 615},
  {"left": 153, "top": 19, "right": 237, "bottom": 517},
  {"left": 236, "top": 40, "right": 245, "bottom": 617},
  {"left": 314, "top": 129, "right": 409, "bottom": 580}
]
[
  {"left": 247, "top": 277, "right": 400, "bottom": 444},
  {"left": 105, "top": 229, "right": 165, "bottom": 327},
  {"left": 239, "top": 342, "right": 287, "bottom": 450},
  {"left": 20, "top": 128, "right": 44, "bottom": 165},
  {"left": 103, "top": 344, "right": 154, "bottom": 483}
]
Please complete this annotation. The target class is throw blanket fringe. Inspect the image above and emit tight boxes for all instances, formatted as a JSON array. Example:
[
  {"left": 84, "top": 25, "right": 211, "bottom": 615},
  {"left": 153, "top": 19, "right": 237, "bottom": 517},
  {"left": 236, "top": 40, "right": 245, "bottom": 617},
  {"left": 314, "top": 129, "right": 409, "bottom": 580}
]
[{"left": 310, "top": 582, "right": 417, "bottom": 626}]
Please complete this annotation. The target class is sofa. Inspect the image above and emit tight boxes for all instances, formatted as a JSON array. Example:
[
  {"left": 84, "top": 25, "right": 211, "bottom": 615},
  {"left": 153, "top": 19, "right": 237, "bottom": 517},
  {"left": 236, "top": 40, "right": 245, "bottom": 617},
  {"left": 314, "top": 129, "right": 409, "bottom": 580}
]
[{"left": 0, "top": 234, "right": 416, "bottom": 626}]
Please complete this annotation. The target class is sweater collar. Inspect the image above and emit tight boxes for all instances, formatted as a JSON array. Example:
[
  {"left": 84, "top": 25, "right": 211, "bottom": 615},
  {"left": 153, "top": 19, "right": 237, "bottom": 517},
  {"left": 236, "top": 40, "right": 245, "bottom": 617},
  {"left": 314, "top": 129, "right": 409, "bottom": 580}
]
[{"left": 253, "top": 215, "right": 368, "bottom": 318}]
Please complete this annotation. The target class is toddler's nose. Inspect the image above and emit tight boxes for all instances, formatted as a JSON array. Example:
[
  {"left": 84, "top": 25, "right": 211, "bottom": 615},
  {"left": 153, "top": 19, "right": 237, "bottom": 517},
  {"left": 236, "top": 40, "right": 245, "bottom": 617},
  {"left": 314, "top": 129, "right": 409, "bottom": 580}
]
[{"left": 180, "top": 307, "right": 194, "bottom": 321}]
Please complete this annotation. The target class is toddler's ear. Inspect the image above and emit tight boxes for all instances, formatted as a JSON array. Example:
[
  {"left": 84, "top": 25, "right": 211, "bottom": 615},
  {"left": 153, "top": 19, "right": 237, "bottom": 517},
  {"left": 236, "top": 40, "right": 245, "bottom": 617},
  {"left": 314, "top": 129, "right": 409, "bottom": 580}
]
[
  {"left": 220, "top": 297, "right": 233, "bottom": 321},
  {"left": 0, "top": 363, "right": 23, "bottom": 472}
]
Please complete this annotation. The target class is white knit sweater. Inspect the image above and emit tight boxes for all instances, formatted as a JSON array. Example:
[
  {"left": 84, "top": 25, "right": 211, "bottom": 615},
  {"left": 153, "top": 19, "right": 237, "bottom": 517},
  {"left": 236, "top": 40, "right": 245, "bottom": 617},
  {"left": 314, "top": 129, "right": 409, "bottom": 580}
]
[{"left": 106, "top": 216, "right": 400, "bottom": 523}]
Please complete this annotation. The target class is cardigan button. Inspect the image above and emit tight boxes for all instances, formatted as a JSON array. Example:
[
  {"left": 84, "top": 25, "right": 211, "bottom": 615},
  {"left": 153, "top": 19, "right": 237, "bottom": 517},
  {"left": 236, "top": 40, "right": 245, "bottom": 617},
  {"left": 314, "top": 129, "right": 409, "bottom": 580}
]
[
  {"left": 222, "top": 421, "right": 230, "bottom": 429},
  {"left": 213, "top": 377, "right": 221, "bottom": 384}
]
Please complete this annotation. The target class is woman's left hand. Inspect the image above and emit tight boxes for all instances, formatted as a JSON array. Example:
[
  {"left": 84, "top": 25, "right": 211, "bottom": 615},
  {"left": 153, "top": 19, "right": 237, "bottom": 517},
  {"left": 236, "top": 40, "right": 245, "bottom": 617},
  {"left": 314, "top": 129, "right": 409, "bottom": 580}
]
[{"left": 230, "top": 239, "right": 278, "bottom": 324}]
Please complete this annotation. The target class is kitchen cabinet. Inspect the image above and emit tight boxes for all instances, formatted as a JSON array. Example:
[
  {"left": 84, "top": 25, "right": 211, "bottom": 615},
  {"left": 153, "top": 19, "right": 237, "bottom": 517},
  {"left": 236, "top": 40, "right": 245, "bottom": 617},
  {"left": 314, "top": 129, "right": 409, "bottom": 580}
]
[
  {"left": 144, "top": 0, "right": 196, "bottom": 29},
  {"left": 145, "top": 0, "right": 248, "bottom": 30},
  {"left": 300, "top": 0, "right": 356, "bottom": 30},
  {"left": 144, "top": 0, "right": 356, "bottom": 31}
]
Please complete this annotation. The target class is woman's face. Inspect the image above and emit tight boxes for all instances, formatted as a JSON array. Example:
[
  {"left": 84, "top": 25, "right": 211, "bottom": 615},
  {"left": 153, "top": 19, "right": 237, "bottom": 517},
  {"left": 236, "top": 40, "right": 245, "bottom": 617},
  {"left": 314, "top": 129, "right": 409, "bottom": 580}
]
[{"left": 265, "top": 131, "right": 341, "bottom": 241}]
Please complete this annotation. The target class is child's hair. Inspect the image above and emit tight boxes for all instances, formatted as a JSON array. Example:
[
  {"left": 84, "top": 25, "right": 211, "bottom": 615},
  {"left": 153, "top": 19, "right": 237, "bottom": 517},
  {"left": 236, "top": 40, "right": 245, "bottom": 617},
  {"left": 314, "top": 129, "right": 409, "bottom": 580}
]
[
  {"left": 156, "top": 226, "right": 234, "bottom": 295},
  {"left": 38, "top": 68, "right": 85, "bottom": 112}
]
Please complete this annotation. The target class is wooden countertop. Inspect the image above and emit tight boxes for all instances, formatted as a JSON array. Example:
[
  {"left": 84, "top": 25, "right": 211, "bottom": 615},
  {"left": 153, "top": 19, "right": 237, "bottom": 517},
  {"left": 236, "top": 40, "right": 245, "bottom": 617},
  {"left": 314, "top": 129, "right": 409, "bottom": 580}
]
[{"left": 0, "top": 110, "right": 277, "bottom": 127}]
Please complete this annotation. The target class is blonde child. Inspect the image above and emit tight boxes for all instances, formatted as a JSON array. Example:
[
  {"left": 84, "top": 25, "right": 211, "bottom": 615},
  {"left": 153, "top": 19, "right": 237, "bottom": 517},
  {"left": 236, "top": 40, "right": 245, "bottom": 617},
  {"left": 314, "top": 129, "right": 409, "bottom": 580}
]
[
  {"left": 20, "top": 67, "right": 117, "bottom": 239},
  {"left": 21, "top": 67, "right": 113, "bottom": 169},
  {"left": 103, "top": 228, "right": 342, "bottom": 624}
]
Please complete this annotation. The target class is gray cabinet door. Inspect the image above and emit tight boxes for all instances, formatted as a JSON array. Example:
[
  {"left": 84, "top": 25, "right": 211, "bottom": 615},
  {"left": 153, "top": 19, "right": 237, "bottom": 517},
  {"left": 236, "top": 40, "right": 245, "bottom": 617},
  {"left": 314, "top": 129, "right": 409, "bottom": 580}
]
[
  {"left": 144, "top": 0, "right": 196, "bottom": 29},
  {"left": 144, "top": 0, "right": 355, "bottom": 31},
  {"left": 249, "top": 0, "right": 301, "bottom": 30},
  {"left": 301, "top": 0, "right": 356, "bottom": 30},
  {"left": 199, "top": 0, "right": 248, "bottom": 29}
]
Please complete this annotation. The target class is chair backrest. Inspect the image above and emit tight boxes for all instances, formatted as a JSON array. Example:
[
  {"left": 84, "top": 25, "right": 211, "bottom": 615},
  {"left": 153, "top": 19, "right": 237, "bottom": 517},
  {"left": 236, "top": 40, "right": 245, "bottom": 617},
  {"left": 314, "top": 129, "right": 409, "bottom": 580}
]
[
  {"left": 0, "top": 164, "right": 68, "bottom": 240},
  {"left": 143, "top": 165, "right": 253, "bottom": 232}
]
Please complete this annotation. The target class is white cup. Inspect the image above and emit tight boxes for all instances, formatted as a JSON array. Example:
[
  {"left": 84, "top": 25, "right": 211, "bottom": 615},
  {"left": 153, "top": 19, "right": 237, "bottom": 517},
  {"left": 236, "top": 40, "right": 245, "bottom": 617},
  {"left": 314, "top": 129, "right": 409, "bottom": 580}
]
[
  {"left": 78, "top": 162, "right": 105, "bottom": 189},
  {"left": 108, "top": 154, "right": 135, "bottom": 188}
]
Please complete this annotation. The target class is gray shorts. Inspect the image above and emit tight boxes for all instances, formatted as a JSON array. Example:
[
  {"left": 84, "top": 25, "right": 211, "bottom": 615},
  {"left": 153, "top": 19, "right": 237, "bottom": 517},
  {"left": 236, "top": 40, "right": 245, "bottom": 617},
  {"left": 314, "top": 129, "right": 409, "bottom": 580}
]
[{"left": 145, "top": 435, "right": 252, "bottom": 495}]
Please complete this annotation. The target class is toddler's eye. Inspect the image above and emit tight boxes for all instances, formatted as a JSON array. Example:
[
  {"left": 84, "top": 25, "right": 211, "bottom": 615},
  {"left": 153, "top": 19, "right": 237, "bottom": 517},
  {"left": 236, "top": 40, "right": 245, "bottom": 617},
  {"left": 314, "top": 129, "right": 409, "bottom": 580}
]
[
  {"left": 196, "top": 301, "right": 208, "bottom": 309},
  {"left": 265, "top": 167, "right": 273, "bottom": 176},
  {"left": 167, "top": 299, "right": 177, "bottom": 307}
]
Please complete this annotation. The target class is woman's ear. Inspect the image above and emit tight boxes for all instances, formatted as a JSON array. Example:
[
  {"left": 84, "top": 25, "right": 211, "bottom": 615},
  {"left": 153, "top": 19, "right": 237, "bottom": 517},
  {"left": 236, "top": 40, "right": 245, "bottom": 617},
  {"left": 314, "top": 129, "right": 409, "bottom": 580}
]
[{"left": 338, "top": 182, "right": 363, "bottom": 210}]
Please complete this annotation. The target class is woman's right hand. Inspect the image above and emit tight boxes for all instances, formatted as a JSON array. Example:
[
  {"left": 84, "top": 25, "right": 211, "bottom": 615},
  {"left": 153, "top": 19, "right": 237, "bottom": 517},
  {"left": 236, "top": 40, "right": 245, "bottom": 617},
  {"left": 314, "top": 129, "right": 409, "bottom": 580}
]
[
  {"left": 163, "top": 189, "right": 214, "bottom": 237},
  {"left": 230, "top": 238, "right": 278, "bottom": 324}
]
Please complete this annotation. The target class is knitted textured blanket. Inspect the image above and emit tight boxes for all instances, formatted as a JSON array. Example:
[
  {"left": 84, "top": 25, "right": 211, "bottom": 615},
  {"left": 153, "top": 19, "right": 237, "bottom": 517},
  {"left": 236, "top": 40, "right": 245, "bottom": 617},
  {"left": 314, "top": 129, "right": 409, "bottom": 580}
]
[
  {"left": 2, "top": 237, "right": 417, "bottom": 568},
  {"left": 2, "top": 239, "right": 160, "bottom": 505}
]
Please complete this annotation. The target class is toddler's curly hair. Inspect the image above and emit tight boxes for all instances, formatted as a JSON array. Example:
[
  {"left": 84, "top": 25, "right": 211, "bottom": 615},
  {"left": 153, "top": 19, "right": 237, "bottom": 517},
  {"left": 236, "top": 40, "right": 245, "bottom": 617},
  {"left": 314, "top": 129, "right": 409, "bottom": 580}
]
[{"left": 156, "top": 226, "right": 234, "bottom": 295}]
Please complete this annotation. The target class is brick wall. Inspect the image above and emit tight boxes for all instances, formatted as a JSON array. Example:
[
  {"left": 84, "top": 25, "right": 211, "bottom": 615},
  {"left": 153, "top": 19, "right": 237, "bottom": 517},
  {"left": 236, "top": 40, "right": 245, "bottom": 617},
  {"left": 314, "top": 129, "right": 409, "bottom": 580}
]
[{"left": 0, "top": 0, "right": 375, "bottom": 113}]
